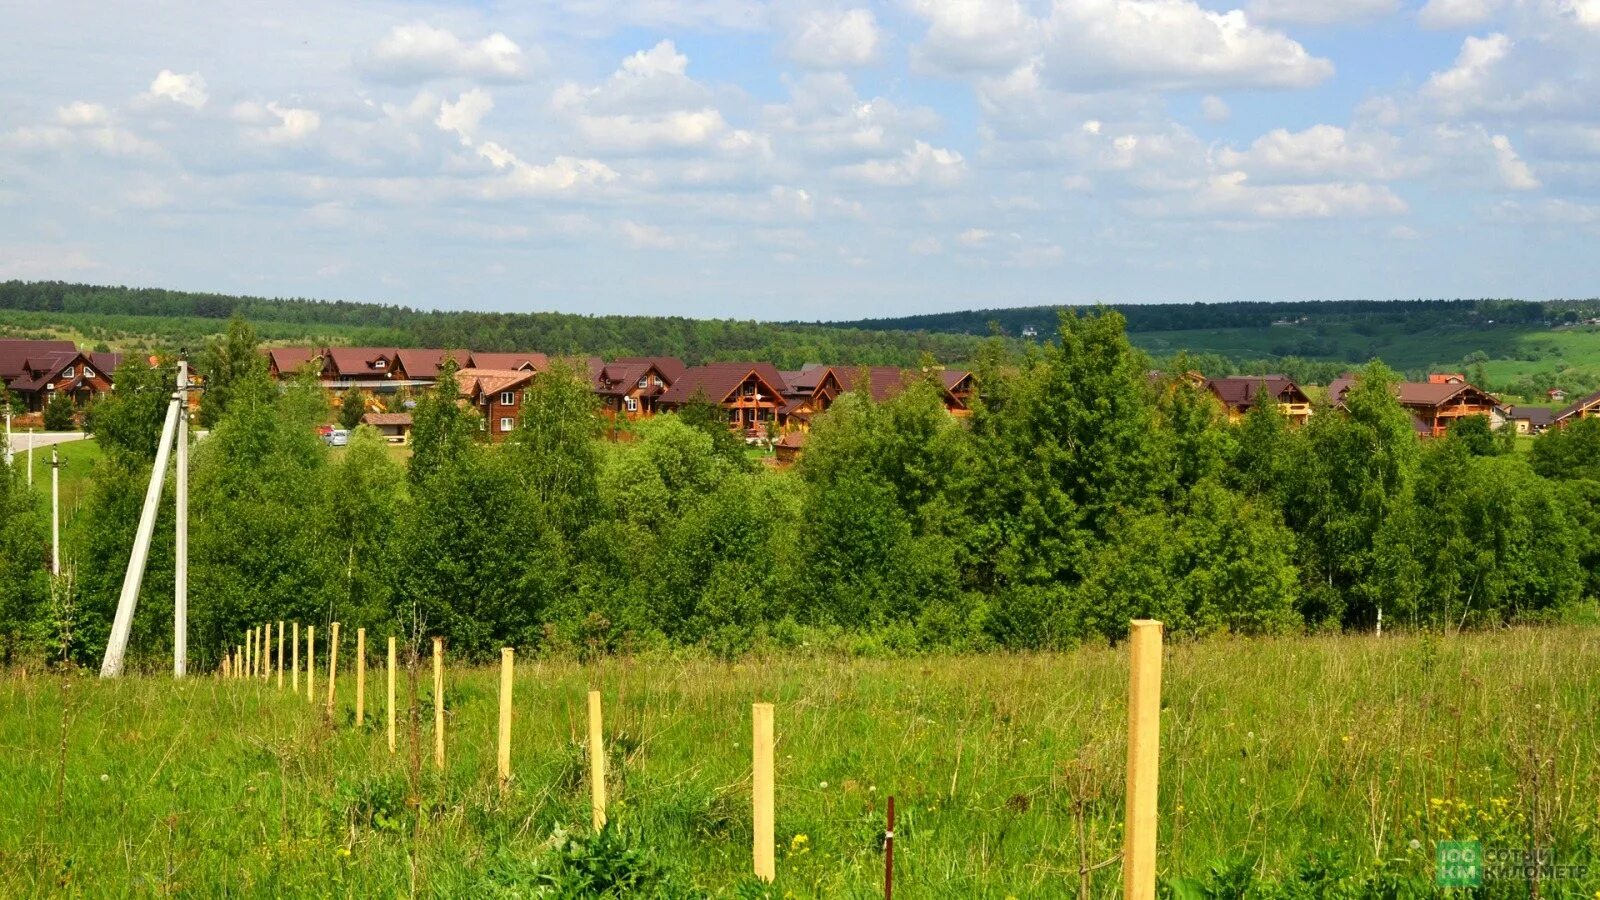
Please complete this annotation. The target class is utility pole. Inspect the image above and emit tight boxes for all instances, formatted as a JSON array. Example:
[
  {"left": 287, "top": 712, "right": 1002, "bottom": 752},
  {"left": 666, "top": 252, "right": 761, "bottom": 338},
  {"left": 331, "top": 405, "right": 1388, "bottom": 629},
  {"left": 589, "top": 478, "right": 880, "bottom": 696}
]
[
  {"left": 50, "top": 448, "right": 61, "bottom": 576},
  {"left": 99, "top": 364, "right": 183, "bottom": 678},
  {"left": 4, "top": 408, "right": 11, "bottom": 467},
  {"left": 174, "top": 358, "right": 189, "bottom": 678},
  {"left": 27, "top": 429, "right": 33, "bottom": 486}
]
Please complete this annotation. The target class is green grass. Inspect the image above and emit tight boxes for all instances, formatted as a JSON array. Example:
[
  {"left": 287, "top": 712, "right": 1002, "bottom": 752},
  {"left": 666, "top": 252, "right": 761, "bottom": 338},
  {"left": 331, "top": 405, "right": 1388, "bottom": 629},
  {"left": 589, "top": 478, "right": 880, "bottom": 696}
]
[{"left": 3, "top": 628, "right": 1598, "bottom": 896}]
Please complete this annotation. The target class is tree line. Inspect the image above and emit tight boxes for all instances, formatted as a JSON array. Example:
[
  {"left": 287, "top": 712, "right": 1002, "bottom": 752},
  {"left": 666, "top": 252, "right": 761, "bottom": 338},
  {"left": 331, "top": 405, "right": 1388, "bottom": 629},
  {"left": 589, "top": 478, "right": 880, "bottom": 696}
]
[{"left": 3, "top": 311, "right": 1598, "bottom": 668}]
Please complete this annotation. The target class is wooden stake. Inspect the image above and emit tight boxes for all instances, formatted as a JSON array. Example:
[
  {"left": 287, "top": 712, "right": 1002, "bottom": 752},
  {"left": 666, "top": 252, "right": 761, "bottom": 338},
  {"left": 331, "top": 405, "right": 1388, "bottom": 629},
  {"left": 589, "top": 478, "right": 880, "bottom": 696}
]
[
  {"left": 356, "top": 628, "right": 366, "bottom": 726},
  {"left": 1123, "top": 620, "right": 1163, "bottom": 900},
  {"left": 277, "top": 620, "right": 285, "bottom": 688},
  {"left": 261, "top": 623, "right": 271, "bottom": 681},
  {"left": 223, "top": 652, "right": 230, "bottom": 679},
  {"left": 432, "top": 637, "right": 444, "bottom": 771},
  {"left": 588, "top": 689, "right": 606, "bottom": 829},
  {"left": 245, "top": 629, "right": 253, "bottom": 678},
  {"left": 752, "top": 702, "right": 775, "bottom": 883},
  {"left": 885, "top": 795, "right": 896, "bottom": 900},
  {"left": 306, "top": 625, "right": 315, "bottom": 704},
  {"left": 326, "top": 621, "right": 340, "bottom": 717},
  {"left": 291, "top": 622, "right": 299, "bottom": 692},
  {"left": 387, "top": 635, "right": 396, "bottom": 753},
  {"left": 498, "top": 648, "right": 514, "bottom": 786}
]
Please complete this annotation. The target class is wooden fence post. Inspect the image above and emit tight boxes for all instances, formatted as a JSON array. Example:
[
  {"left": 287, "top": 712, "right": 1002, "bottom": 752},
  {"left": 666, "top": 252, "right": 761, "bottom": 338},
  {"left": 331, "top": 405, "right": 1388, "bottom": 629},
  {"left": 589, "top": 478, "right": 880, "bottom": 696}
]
[
  {"left": 432, "top": 637, "right": 444, "bottom": 771},
  {"left": 356, "top": 628, "right": 366, "bottom": 726},
  {"left": 753, "top": 702, "right": 775, "bottom": 883},
  {"left": 498, "top": 648, "right": 514, "bottom": 786},
  {"left": 588, "top": 690, "right": 606, "bottom": 829},
  {"left": 1123, "top": 620, "right": 1164, "bottom": 900},
  {"left": 277, "top": 620, "right": 285, "bottom": 688},
  {"left": 291, "top": 622, "right": 300, "bottom": 693},
  {"left": 885, "top": 795, "right": 896, "bottom": 900},
  {"left": 236, "top": 645, "right": 242, "bottom": 679},
  {"left": 223, "top": 651, "right": 230, "bottom": 680},
  {"left": 387, "top": 635, "right": 397, "bottom": 753},
  {"left": 326, "top": 621, "right": 340, "bottom": 718},
  {"left": 306, "top": 625, "right": 315, "bottom": 704},
  {"left": 263, "top": 623, "right": 272, "bottom": 681},
  {"left": 245, "top": 629, "right": 253, "bottom": 679}
]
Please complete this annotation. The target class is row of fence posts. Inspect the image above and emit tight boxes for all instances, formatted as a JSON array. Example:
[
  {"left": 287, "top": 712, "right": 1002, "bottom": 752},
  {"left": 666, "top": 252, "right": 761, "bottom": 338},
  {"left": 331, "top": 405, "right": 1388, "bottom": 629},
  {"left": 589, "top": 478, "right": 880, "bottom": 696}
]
[{"left": 219, "top": 619, "right": 1165, "bottom": 897}]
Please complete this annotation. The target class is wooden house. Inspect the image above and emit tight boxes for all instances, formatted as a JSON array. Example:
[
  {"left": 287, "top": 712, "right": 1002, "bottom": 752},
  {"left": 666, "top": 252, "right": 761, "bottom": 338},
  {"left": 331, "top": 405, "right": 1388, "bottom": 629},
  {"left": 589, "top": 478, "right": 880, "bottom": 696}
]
[
  {"left": 656, "top": 363, "right": 789, "bottom": 436},
  {"left": 361, "top": 412, "right": 413, "bottom": 443},
  {"left": 467, "top": 352, "right": 549, "bottom": 372},
  {"left": 320, "top": 348, "right": 402, "bottom": 390},
  {"left": 264, "top": 347, "right": 324, "bottom": 380},
  {"left": 804, "top": 366, "right": 973, "bottom": 420},
  {"left": 455, "top": 367, "right": 537, "bottom": 441},
  {"left": 1553, "top": 389, "right": 1600, "bottom": 427},
  {"left": 1328, "top": 376, "right": 1499, "bottom": 437},
  {"left": 1501, "top": 405, "right": 1556, "bottom": 435},
  {"left": 0, "top": 340, "right": 120, "bottom": 412},
  {"left": 390, "top": 349, "right": 470, "bottom": 384},
  {"left": 1204, "top": 375, "right": 1313, "bottom": 425},
  {"left": 594, "top": 357, "right": 685, "bottom": 419}
]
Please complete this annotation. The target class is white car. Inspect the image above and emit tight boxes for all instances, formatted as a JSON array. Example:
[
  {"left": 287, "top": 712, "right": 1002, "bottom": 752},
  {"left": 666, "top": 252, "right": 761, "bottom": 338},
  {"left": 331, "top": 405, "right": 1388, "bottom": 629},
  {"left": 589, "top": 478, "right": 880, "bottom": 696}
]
[{"left": 325, "top": 428, "right": 350, "bottom": 447}]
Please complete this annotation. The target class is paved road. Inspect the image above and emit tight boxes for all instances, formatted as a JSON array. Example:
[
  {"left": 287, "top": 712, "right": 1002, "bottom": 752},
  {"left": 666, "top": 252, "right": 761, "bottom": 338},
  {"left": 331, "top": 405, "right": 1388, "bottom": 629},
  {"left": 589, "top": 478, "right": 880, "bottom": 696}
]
[{"left": 5, "top": 430, "right": 87, "bottom": 456}]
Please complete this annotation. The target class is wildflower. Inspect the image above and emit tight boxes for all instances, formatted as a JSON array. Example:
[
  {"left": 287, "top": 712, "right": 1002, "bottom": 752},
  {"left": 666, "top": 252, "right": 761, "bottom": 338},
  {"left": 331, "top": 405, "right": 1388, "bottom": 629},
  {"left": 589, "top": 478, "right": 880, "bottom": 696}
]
[
  {"left": 335, "top": 847, "right": 351, "bottom": 858},
  {"left": 869, "top": 786, "right": 876, "bottom": 793},
  {"left": 1409, "top": 839, "right": 1422, "bottom": 851},
  {"left": 99, "top": 774, "right": 109, "bottom": 783},
  {"left": 819, "top": 781, "right": 828, "bottom": 789},
  {"left": 1246, "top": 731, "right": 1254, "bottom": 740},
  {"left": 789, "top": 834, "right": 810, "bottom": 854},
  {"left": 1342, "top": 735, "right": 1351, "bottom": 743}
]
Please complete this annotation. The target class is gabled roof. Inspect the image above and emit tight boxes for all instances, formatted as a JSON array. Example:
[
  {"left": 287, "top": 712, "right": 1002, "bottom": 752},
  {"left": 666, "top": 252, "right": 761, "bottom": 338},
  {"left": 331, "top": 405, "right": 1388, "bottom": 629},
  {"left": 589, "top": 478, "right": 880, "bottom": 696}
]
[
  {"left": 609, "top": 356, "right": 685, "bottom": 383},
  {"left": 1205, "top": 375, "right": 1308, "bottom": 408},
  {"left": 1554, "top": 389, "right": 1600, "bottom": 423},
  {"left": 392, "top": 349, "right": 469, "bottom": 380},
  {"left": 831, "top": 366, "right": 925, "bottom": 403},
  {"left": 264, "top": 347, "right": 323, "bottom": 375},
  {"left": 780, "top": 364, "right": 830, "bottom": 394},
  {"left": 1329, "top": 376, "right": 1496, "bottom": 410},
  {"left": 362, "top": 412, "right": 414, "bottom": 427},
  {"left": 467, "top": 352, "right": 549, "bottom": 372},
  {"left": 657, "top": 362, "right": 789, "bottom": 406},
  {"left": 941, "top": 370, "right": 975, "bottom": 392},
  {"left": 1506, "top": 406, "right": 1557, "bottom": 427},
  {"left": 0, "top": 340, "right": 77, "bottom": 382},
  {"left": 455, "top": 367, "right": 537, "bottom": 401},
  {"left": 323, "top": 347, "right": 399, "bottom": 377},
  {"left": 595, "top": 358, "right": 683, "bottom": 397},
  {"left": 4, "top": 349, "right": 112, "bottom": 393}
]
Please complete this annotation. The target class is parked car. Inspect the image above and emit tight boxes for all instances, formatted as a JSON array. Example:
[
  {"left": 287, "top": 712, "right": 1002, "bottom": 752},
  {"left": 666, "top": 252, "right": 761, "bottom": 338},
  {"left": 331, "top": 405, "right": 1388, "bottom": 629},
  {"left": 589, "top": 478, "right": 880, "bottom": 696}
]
[{"left": 325, "top": 428, "right": 349, "bottom": 447}]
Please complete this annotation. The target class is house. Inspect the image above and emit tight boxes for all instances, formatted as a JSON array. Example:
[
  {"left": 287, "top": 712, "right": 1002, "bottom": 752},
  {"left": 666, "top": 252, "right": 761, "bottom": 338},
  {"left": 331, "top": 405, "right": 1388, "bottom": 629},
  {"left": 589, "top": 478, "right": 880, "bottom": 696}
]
[
  {"left": 264, "top": 347, "right": 324, "bottom": 380},
  {"left": 1548, "top": 388, "right": 1568, "bottom": 403},
  {"left": 1552, "top": 389, "right": 1600, "bottom": 427},
  {"left": 941, "top": 370, "right": 978, "bottom": 415},
  {"left": 467, "top": 352, "right": 549, "bottom": 372},
  {"left": 656, "top": 363, "right": 789, "bottom": 436},
  {"left": 1328, "top": 376, "right": 1499, "bottom": 437},
  {"left": 0, "top": 340, "right": 121, "bottom": 412},
  {"left": 455, "top": 367, "right": 537, "bottom": 441},
  {"left": 775, "top": 364, "right": 830, "bottom": 429},
  {"left": 1428, "top": 373, "right": 1467, "bottom": 385},
  {"left": 390, "top": 349, "right": 470, "bottom": 384},
  {"left": 773, "top": 430, "right": 807, "bottom": 465},
  {"left": 321, "top": 348, "right": 402, "bottom": 390},
  {"left": 1501, "top": 405, "right": 1556, "bottom": 435},
  {"left": 1204, "top": 375, "right": 1313, "bottom": 425},
  {"left": 593, "top": 357, "right": 685, "bottom": 419},
  {"left": 361, "top": 412, "right": 413, "bottom": 443},
  {"left": 804, "top": 366, "right": 973, "bottom": 420}
]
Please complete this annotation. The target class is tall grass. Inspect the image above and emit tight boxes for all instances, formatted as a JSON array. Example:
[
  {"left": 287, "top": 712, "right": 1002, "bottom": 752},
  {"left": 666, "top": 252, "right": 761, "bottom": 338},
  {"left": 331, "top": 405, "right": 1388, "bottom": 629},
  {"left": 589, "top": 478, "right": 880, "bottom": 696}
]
[{"left": 2, "top": 628, "right": 1597, "bottom": 896}]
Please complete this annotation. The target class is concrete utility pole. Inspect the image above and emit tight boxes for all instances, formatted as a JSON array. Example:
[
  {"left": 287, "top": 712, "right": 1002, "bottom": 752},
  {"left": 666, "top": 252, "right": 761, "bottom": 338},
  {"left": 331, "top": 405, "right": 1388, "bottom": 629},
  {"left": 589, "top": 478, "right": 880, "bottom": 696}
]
[
  {"left": 174, "top": 359, "right": 189, "bottom": 678},
  {"left": 4, "top": 409, "right": 11, "bottom": 467},
  {"left": 99, "top": 367, "right": 183, "bottom": 678},
  {"left": 50, "top": 448, "right": 60, "bottom": 576},
  {"left": 27, "top": 429, "right": 33, "bottom": 486}
]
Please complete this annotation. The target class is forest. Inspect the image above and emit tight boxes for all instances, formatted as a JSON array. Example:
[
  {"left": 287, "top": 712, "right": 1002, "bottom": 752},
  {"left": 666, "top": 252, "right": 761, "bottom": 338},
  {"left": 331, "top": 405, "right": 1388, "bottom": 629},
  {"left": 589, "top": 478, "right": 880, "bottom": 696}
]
[{"left": 3, "top": 310, "right": 1599, "bottom": 669}]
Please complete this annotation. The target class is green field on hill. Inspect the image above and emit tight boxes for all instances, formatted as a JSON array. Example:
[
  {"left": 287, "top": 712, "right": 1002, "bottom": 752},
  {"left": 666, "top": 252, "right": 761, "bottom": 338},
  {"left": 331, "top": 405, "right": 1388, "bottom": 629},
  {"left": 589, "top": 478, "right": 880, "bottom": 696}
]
[{"left": 3, "top": 628, "right": 1597, "bottom": 896}]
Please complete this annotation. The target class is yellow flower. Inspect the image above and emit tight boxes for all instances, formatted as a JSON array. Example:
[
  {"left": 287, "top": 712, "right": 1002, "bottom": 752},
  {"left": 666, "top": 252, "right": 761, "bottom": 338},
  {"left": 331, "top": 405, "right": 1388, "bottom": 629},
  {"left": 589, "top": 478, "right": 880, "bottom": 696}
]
[{"left": 789, "top": 834, "right": 810, "bottom": 854}]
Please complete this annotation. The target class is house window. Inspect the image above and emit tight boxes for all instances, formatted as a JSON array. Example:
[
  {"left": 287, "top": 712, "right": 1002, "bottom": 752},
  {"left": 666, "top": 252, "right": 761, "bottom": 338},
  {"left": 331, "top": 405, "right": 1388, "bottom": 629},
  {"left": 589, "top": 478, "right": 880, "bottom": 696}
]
[
  {"left": 84, "top": 367, "right": 94, "bottom": 378},
  {"left": 62, "top": 366, "right": 74, "bottom": 379},
  {"left": 638, "top": 376, "right": 650, "bottom": 388},
  {"left": 374, "top": 360, "right": 386, "bottom": 369},
  {"left": 624, "top": 396, "right": 639, "bottom": 412},
  {"left": 500, "top": 391, "right": 515, "bottom": 406},
  {"left": 499, "top": 417, "right": 514, "bottom": 432}
]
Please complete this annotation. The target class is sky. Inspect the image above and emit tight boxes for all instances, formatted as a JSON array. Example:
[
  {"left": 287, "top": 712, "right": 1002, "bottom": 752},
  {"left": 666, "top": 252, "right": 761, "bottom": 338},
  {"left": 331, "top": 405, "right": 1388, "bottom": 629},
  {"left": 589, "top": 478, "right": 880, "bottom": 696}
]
[{"left": 1, "top": 0, "right": 1597, "bottom": 321}]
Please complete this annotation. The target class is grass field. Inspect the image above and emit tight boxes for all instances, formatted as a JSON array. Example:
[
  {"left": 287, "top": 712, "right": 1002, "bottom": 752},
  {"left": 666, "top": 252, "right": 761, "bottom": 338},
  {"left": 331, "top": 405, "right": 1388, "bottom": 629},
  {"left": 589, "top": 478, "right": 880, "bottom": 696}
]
[{"left": 3, "top": 628, "right": 1598, "bottom": 896}]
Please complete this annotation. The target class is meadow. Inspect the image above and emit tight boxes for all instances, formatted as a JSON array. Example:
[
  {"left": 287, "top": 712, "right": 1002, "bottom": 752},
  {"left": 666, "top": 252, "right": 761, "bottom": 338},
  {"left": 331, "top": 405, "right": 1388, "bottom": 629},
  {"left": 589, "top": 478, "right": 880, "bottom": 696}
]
[{"left": 3, "top": 627, "right": 1598, "bottom": 897}]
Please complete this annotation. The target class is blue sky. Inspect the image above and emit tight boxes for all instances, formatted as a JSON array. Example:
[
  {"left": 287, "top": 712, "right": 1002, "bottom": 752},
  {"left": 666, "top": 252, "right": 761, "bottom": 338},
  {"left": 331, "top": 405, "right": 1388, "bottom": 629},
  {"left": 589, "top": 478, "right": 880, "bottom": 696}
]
[{"left": 1, "top": 0, "right": 1597, "bottom": 320}]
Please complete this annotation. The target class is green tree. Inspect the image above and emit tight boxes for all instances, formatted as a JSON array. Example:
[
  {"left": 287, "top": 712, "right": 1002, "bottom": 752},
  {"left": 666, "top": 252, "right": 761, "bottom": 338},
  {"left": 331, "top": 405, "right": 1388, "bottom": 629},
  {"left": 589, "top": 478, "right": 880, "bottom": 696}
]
[
  {"left": 324, "top": 426, "right": 406, "bottom": 631},
  {"left": 1530, "top": 417, "right": 1600, "bottom": 481},
  {"left": 0, "top": 460, "right": 47, "bottom": 663},
  {"left": 198, "top": 314, "right": 266, "bottom": 427},
  {"left": 42, "top": 390, "right": 76, "bottom": 431},
  {"left": 673, "top": 391, "right": 751, "bottom": 470},
  {"left": 339, "top": 388, "right": 366, "bottom": 431},
  {"left": 84, "top": 355, "right": 173, "bottom": 462},
  {"left": 408, "top": 360, "right": 478, "bottom": 485}
]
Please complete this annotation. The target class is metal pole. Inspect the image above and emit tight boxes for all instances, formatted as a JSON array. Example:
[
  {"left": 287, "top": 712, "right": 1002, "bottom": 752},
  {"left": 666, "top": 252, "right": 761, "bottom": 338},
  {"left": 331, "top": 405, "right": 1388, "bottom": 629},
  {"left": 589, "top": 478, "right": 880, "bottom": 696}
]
[
  {"left": 50, "top": 448, "right": 60, "bottom": 576},
  {"left": 174, "top": 359, "right": 189, "bottom": 678},
  {"left": 4, "top": 409, "right": 11, "bottom": 467},
  {"left": 99, "top": 384, "right": 182, "bottom": 678}
]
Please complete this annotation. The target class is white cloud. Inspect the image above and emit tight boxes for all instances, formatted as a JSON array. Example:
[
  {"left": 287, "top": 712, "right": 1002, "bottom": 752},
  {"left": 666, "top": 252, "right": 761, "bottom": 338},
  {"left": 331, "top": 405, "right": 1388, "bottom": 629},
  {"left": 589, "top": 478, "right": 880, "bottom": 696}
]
[
  {"left": 910, "top": 0, "right": 1044, "bottom": 72},
  {"left": 487, "top": 153, "right": 620, "bottom": 197},
  {"left": 1490, "top": 133, "right": 1539, "bottom": 189},
  {"left": 1043, "top": 0, "right": 1335, "bottom": 90},
  {"left": 57, "top": 102, "right": 109, "bottom": 126},
  {"left": 436, "top": 89, "right": 494, "bottom": 142},
  {"left": 552, "top": 41, "right": 755, "bottom": 155},
  {"left": 838, "top": 140, "right": 966, "bottom": 186},
  {"left": 1417, "top": 0, "right": 1504, "bottom": 28},
  {"left": 1192, "top": 172, "right": 1409, "bottom": 218},
  {"left": 143, "top": 70, "right": 208, "bottom": 109},
  {"left": 1201, "top": 95, "right": 1231, "bottom": 123},
  {"left": 4, "top": 123, "right": 160, "bottom": 158},
  {"left": 958, "top": 227, "right": 994, "bottom": 245},
  {"left": 785, "top": 8, "right": 881, "bottom": 68},
  {"left": 622, "top": 40, "right": 689, "bottom": 78},
  {"left": 909, "top": 236, "right": 943, "bottom": 254},
  {"left": 767, "top": 185, "right": 815, "bottom": 219},
  {"left": 1215, "top": 124, "right": 1414, "bottom": 180},
  {"left": 263, "top": 103, "right": 320, "bottom": 143},
  {"left": 362, "top": 22, "right": 529, "bottom": 82},
  {"left": 766, "top": 73, "right": 942, "bottom": 162},
  {"left": 620, "top": 220, "right": 678, "bottom": 248},
  {"left": 1247, "top": 0, "right": 1398, "bottom": 25}
]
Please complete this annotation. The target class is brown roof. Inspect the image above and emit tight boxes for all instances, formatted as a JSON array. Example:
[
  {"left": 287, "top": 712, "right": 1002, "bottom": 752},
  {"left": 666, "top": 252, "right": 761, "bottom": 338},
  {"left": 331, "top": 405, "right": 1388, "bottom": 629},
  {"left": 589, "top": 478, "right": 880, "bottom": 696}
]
[
  {"left": 0, "top": 340, "right": 77, "bottom": 383},
  {"left": 1554, "top": 389, "right": 1600, "bottom": 422},
  {"left": 323, "top": 347, "right": 399, "bottom": 377},
  {"left": 361, "top": 412, "right": 413, "bottom": 427},
  {"left": 940, "top": 370, "right": 975, "bottom": 391},
  {"left": 264, "top": 347, "right": 322, "bottom": 375},
  {"left": 1329, "top": 376, "right": 1496, "bottom": 410},
  {"left": 657, "top": 362, "right": 789, "bottom": 406},
  {"left": 781, "top": 364, "right": 830, "bottom": 394},
  {"left": 1205, "top": 375, "right": 1309, "bottom": 409},
  {"left": 595, "top": 358, "right": 684, "bottom": 397},
  {"left": 393, "top": 349, "right": 469, "bottom": 380},
  {"left": 455, "top": 367, "right": 536, "bottom": 401},
  {"left": 609, "top": 356, "right": 685, "bottom": 383},
  {"left": 1507, "top": 406, "right": 1557, "bottom": 427},
  {"left": 467, "top": 352, "right": 549, "bottom": 372},
  {"left": 832, "top": 366, "right": 924, "bottom": 403},
  {"left": 774, "top": 431, "right": 807, "bottom": 449}
]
